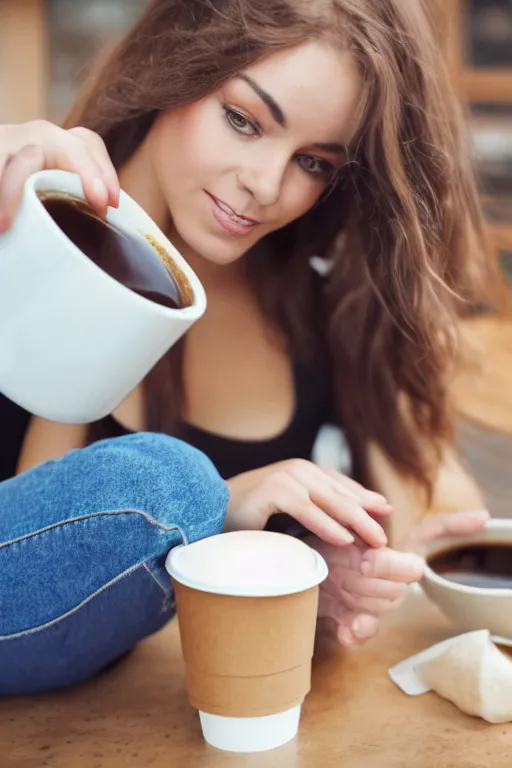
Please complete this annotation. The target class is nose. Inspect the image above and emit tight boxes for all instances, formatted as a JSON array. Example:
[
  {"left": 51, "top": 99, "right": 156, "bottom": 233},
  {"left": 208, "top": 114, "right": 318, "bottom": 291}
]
[{"left": 237, "top": 149, "right": 289, "bottom": 208}]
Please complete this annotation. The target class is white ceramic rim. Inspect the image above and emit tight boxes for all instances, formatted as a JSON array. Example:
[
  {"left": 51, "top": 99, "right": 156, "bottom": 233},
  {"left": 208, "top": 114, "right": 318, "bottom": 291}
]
[
  {"left": 423, "top": 518, "right": 512, "bottom": 597},
  {"left": 165, "top": 542, "right": 328, "bottom": 597},
  {"left": 26, "top": 170, "right": 207, "bottom": 320}
]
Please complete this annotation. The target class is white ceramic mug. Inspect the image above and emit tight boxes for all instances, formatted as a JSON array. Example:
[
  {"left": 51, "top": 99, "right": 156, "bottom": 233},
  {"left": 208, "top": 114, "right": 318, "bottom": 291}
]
[
  {"left": 0, "top": 170, "right": 206, "bottom": 423},
  {"left": 422, "top": 518, "right": 512, "bottom": 639}
]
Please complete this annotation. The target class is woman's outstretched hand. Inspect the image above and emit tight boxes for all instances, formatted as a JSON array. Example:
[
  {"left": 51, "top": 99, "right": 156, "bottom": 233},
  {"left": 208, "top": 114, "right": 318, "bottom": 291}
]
[
  {"left": 225, "top": 459, "right": 391, "bottom": 548},
  {"left": 402, "top": 508, "right": 490, "bottom": 554},
  {"left": 306, "top": 536, "right": 425, "bottom": 646},
  {"left": 307, "top": 507, "right": 489, "bottom": 647}
]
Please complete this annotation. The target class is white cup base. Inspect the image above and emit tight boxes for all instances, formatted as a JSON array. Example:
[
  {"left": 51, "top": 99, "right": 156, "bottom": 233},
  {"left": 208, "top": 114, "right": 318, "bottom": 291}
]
[{"left": 199, "top": 703, "right": 302, "bottom": 753}]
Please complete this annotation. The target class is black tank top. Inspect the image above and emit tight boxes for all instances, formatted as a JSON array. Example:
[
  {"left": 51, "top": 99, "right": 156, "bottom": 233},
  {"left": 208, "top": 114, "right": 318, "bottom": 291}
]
[
  {"left": 0, "top": 362, "right": 338, "bottom": 535},
  {"left": 90, "top": 362, "right": 335, "bottom": 536},
  {"left": 88, "top": 362, "right": 334, "bottom": 478}
]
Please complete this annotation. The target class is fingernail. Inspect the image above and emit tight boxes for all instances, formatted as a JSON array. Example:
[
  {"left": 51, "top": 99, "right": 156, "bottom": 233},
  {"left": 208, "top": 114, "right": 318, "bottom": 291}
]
[
  {"left": 341, "top": 530, "right": 355, "bottom": 545},
  {"left": 360, "top": 560, "right": 372, "bottom": 577},
  {"left": 352, "top": 618, "right": 362, "bottom": 635},
  {"left": 91, "top": 177, "right": 109, "bottom": 203},
  {"left": 104, "top": 178, "right": 120, "bottom": 207},
  {"left": 469, "top": 509, "right": 490, "bottom": 521},
  {"left": 339, "top": 627, "right": 354, "bottom": 646},
  {"left": 371, "top": 522, "right": 387, "bottom": 547},
  {"left": 410, "top": 554, "right": 426, "bottom": 575},
  {"left": 367, "top": 492, "right": 388, "bottom": 504}
]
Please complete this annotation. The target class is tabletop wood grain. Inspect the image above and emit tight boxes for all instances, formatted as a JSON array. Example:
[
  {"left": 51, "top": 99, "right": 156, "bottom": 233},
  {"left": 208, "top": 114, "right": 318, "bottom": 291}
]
[{"left": 2, "top": 591, "right": 511, "bottom": 768}]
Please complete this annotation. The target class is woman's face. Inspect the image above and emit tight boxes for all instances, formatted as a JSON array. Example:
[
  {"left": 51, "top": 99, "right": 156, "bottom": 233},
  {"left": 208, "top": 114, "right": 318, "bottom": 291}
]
[{"left": 148, "top": 40, "right": 362, "bottom": 265}]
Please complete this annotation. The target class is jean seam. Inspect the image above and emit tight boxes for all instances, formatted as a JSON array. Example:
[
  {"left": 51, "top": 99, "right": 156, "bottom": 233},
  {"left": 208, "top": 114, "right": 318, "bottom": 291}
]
[
  {"left": 142, "top": 562, "right": 172, "bottom": 597},
  {"left": 0, "top": 509, "right": 188, "bottom": 549},
  {"left": 0, "top": 561, "right": 171, "bottom": 641}
]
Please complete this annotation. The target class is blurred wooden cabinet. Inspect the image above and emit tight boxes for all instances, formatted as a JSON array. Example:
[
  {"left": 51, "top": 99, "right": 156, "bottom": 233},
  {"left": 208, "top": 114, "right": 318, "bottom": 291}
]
[
  {"left": 0, "top": 0, "right": 144, "bottom": 123},
  {"left": 441, "top": 0, "right": 512, "bottom": 273},
  {"left": 443, "top": 0, "right": 512, "bottom": 101},
  {"left": 0, "top": 0, "right": 48, "bottom": 123}
]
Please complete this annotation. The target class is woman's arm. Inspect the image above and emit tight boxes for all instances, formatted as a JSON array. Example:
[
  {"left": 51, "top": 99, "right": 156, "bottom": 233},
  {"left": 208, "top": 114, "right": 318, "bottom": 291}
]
[
  {"left": 16, "top": 416, "right": 88, "bottom": 474},
  {"left": 367, "top": 440, "right": 485, "bottom": 547},
  {"left": 16, "top": 384, "right": 145, "bottom": 475}
]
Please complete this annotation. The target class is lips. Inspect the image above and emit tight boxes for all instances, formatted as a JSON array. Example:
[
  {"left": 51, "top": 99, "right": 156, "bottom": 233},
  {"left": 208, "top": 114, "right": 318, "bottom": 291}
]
[
  {"left": 212, "top": 197, "right": 258, "bottom": 225},
  {"left": 206, "top": 192, "right": 260, "bottom": 236}
]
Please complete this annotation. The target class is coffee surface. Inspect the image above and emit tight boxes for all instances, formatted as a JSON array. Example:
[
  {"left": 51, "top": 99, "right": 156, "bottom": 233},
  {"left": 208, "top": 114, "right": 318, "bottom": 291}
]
[
  {"left": 38, "top": 192, "right": 192, "bottom": 310},
  {"left": 428, "top": 542, "right": 512, "bottom": 589}
]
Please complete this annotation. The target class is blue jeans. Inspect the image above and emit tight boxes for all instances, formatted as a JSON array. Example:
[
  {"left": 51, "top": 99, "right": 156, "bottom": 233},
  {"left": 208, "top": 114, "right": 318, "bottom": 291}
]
[{"left": 0, "top": 433, "right": 228, "bottom": 695}]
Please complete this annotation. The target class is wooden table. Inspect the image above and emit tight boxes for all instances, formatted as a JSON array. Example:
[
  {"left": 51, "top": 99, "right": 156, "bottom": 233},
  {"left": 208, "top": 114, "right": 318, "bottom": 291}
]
[{"left": 2, "top": 592, "right": 511, "bottom": 768}]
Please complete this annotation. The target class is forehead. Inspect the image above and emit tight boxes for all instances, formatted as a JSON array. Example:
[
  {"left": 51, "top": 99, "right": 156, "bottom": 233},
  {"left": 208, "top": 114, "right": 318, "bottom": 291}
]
[{"left": 236, "top": 41, "right": 363, "bottom": 144}]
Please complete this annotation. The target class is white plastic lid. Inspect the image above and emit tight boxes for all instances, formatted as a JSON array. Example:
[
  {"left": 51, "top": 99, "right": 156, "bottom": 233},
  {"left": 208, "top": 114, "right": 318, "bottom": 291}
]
[{"left": 165, "top": 530, "right": 328, "bottom": 597}]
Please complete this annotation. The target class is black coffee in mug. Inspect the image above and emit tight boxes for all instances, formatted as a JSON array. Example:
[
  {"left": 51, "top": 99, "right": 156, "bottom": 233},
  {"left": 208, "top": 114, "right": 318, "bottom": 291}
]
[
  {"left": 428, "top": 542, "right": 512, "bottom": 589},
  {"left": 37, "top": 192, "right": 193, "bottom": 310}
]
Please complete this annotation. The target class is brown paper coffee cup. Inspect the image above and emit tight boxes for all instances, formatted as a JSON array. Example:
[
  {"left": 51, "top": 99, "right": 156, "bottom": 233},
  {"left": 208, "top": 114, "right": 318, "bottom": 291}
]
[
  {"left": 172, "top": 579, "right": 319, "bottom": 717},
  {"left": 165, "top": 530, "right": 328, "bottom": 751}
]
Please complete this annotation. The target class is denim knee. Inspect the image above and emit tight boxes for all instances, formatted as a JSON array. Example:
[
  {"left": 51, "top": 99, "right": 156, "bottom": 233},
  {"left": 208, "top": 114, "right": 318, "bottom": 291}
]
[
  {"left": 0, "top": 432, "right": 229, "bottom": 546},
  {"left": 0, "top": 433, "right": 229, "bottom": 637}
]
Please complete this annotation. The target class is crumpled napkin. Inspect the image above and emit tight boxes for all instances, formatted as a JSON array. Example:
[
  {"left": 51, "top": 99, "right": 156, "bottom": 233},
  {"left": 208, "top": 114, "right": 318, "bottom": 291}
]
[{"left": 389, "top": 631, "right": 512, "bottom": 723}]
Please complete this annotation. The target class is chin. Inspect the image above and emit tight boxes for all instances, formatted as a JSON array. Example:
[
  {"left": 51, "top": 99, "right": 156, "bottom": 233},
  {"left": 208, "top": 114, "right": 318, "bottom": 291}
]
[{"left": 174, "top": 222, "right": 260, "bottom": 266}]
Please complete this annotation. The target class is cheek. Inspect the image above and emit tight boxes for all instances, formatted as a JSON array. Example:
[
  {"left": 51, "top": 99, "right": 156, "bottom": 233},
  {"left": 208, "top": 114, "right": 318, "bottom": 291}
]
[
  {"left": 279, "top": 178, "right": 323, "bottom": 225},
  {"left": 154, "top": 105, "right": 223, "bottom": 186}
]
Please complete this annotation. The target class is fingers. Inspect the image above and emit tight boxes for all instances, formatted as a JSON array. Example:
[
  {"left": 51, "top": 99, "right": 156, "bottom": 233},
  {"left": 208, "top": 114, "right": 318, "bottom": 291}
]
[
  {"left": 309, "top": 482, "right": 387, "bottom": 548},
  {"left": 227, "top": 459, "right": 391, "bottom": 549},
  {"left": 0, "top": 145, "right": 46, "bottom": 232},
  {"left": 338, "top": 586, "right": 405, "bottom": 614},
  {"left": 286, "top": 462, "right": 387, "bottom": 548},
  {"left": 405, "top": 509, "right": 489, "bottom": 553},
  {"left": 321, "top": 466, "right": 392, "bottom": 516},
  {"left": 335, "top": 568, "right": 409, "bottom": 602},
  {"left": 258, "top": 472, "right": 356, "bottom": 546},
  {"left": 360, "top": 547, "right": 425, "bottom": 583},
  {"left": 315, "top": 540, "right": 424, "bottom": 646},
  {"left": 319, "top": 592, "right": 380, "bottom": 646},
  {"left": 68, "top": 127, "right": 120, "bottom": 207},
  {"left": 0, "top": 121, "right": 119, "bottom": 233},
  {"left": 0, "top": 151, "right": 10, "bottom": 207},
  {"left": 46, "top": 139, "right": 110, "bottom": 217},
  {"left": 294, "top": 500, "right": 356, "bottom": 547},
  {"left": 346, "top": 613, "right": 380, "bottom": 645},
  {"left": 327, "top": 563, "right": 409, "bottom": 614}
]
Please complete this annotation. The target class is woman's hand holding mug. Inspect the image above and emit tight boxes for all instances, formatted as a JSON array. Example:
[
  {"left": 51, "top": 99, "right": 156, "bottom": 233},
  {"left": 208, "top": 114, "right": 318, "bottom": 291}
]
[{"left": 0, "top": 120, "right": 120, "bottom": 229}]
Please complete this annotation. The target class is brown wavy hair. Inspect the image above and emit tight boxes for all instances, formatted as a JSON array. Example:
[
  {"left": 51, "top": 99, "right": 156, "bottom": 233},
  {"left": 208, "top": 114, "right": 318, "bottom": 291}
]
[{"left": 68, "top": 0, "right": 500, "bottom": 497}]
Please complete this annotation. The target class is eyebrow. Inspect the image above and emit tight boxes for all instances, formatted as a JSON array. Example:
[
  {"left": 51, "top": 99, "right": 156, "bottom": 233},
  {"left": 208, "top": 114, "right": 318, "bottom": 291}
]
[
  {"left": 313, "top": 142, "right": 347, "bottom": 154},
  {"left": 237, "top": 74, "right": 287, "bottom": 127},
  {"left": 235, "top": 75, "right": 347, "bottom": 155}
]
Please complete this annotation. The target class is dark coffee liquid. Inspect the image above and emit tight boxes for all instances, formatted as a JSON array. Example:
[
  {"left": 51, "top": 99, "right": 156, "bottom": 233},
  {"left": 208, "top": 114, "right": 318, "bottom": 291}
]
[
  {"left": 38, "top": 193, "right": 192, "bottom": 310},
  {"left": 428, "top": 543, "right": 512, "bottom": 589}
]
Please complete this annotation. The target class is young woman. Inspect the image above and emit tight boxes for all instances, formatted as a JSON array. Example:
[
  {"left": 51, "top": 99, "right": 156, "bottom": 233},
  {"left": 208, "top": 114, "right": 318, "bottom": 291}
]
[{"left": 0, "top": 0, "right": 491, "bottom": 694}]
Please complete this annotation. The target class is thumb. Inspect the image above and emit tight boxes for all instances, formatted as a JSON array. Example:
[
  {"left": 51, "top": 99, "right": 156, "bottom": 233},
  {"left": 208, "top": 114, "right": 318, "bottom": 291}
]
[{"left": 404, "top": 509, "right": 489, "bottom": 553}]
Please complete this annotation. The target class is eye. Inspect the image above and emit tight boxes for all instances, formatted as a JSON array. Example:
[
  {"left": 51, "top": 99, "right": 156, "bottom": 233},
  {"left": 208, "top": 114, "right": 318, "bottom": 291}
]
[
  {"left": 296, "top": 154, "right": 335, "bottom": 181},
  {"left": 223, "top": 107, "right": 260, "bottom": 137}
]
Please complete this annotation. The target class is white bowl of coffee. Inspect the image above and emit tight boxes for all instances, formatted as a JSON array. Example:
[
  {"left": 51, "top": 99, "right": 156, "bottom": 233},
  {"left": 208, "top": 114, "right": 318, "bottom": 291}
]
[
  {"left": 0, "top": 170, "right": 206, "bottom": 423},
  {"left": 422, "top": 519, "right": 512, "bottom": 639}
]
